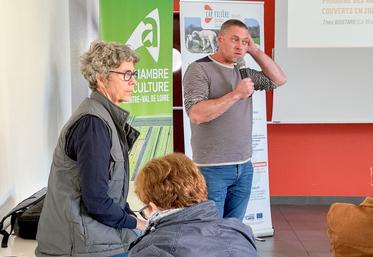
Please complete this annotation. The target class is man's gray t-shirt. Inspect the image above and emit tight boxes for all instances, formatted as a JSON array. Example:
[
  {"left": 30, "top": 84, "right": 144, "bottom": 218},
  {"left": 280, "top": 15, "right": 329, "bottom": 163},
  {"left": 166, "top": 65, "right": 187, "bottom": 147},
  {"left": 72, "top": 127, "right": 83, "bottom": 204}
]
[{"left": 183, "top": 56, "right": 274, "bottom": 166}]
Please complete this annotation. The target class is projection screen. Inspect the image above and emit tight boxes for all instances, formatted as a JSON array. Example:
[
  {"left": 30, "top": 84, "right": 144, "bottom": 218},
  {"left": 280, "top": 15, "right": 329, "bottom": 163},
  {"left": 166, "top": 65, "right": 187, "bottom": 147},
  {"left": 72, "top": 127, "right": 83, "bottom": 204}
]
[{"left": 272, "top": 0, "right": 373, "bottom": 123}]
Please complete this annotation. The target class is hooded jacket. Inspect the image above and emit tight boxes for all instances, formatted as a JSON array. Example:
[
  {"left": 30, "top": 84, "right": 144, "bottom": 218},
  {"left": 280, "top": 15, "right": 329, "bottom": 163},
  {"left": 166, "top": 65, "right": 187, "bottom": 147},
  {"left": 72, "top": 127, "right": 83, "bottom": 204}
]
[{"left": 129, "top": 201, "right": 258, "bottom": 257}]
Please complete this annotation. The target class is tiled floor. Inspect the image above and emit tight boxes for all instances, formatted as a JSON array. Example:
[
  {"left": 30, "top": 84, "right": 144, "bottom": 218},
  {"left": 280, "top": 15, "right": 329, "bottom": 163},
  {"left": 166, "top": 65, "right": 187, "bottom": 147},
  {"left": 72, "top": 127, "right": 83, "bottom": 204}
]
[
  {"left": 0, "top": 205, "right": 331, "bottom": 257},
  {"left": 256, "top": 205, "right": 331, "bottom": 257}
]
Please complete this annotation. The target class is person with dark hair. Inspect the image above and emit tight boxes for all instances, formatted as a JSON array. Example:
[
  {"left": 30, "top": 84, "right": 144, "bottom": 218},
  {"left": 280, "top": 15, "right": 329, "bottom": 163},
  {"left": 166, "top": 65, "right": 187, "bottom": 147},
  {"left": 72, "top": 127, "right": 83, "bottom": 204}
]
[
  {"left": 327, "top": 197, "right": 373, "bottom": 257},
  {"left": 183, "top": 19, "right": 286, "bottom": 220},
  {"left": 128, "top": 153, "right": 259, "bottom": 257},
  {"left": 36, "top": 40, "right": 146, "bottom": 257}
]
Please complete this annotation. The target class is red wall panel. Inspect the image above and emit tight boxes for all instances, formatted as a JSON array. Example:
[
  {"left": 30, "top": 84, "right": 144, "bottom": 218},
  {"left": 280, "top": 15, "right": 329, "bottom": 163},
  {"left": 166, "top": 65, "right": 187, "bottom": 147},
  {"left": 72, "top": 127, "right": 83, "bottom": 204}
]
[{"left": 268, "top": 124, "right": 373, "bottom": 196}]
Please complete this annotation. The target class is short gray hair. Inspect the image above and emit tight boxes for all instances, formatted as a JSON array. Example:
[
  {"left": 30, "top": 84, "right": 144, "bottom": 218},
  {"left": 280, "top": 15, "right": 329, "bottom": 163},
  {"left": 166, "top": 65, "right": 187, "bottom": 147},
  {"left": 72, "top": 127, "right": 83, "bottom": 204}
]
[
  {"left": 220, "top": 19, "right": 249, "bottom": 35},
  {"left": 80, "top": 40, "right": 139, "bottom": 90}
]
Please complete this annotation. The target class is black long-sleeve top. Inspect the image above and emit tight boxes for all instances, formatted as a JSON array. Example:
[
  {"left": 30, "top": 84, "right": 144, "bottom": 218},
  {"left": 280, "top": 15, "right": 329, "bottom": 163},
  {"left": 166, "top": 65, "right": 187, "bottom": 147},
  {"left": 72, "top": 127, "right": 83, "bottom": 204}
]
[{"left": 66, "top": 115, "right": 137, "bottom": 229}]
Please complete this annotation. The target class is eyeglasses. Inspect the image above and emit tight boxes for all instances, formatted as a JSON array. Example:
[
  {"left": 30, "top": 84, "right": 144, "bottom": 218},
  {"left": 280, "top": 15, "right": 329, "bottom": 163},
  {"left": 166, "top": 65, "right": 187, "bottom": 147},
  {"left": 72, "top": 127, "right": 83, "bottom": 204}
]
[
  {"left": 134, "top": 205, "right": 149, "bottom": 220},
  {"left": 109, "top": 70, "right": 138, "bottom": 81}
]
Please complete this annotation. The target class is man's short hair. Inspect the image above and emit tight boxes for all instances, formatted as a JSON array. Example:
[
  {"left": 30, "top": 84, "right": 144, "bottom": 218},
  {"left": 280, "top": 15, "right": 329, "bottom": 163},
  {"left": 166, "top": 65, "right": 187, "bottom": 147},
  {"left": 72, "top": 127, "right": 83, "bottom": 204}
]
[
  {"left": 220, "top": 19, "right": 249, "bottom": 34},
  {"left": 135, "top": 153, "right": 208, "bottom": 209}
]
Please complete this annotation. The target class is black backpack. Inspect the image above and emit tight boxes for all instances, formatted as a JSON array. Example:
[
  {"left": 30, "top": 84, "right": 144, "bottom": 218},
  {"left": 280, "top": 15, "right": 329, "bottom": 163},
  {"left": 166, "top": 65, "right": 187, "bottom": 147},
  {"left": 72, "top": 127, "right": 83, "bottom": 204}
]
[{"left": 0, "top": 187, "right": 47, "bottom": 248}]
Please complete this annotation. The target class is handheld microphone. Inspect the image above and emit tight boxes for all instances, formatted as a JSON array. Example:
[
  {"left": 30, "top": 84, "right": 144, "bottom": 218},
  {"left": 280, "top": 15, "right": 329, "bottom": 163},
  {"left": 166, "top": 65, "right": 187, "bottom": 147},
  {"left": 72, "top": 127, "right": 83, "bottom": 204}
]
[
  {"left": 236, "top": 58, "right": 276, "bottom": 91},
  {"left": 236, "top": 58, "right": 253, "bottom": 97},
  {"left": 237, "top": 58, "right": 248, "bottom": 79}
]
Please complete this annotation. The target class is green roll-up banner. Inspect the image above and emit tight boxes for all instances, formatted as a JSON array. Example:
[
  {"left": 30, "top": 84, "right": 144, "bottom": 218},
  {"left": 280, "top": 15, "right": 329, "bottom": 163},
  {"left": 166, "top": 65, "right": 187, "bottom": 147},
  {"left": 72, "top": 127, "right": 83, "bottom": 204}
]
[{"left": 100, "top": 0, "right": 174, "bottom": 179}]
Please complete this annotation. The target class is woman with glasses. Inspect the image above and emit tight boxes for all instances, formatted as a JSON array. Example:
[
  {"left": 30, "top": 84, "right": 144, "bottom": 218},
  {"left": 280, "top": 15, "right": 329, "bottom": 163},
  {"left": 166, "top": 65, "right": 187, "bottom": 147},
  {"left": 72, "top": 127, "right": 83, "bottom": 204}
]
[
  {"left": 128, "top": 153, "right": 259, "bottom": 257},
  {"left": 36, "top": 40, "right": 146, "bottom": 257}
]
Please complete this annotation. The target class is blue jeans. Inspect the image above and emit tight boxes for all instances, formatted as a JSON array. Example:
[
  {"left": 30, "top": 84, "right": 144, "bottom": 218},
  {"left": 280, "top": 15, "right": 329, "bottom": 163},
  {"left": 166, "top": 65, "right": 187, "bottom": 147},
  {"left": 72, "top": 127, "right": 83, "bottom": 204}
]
[{"left": 199, "top": 160, "right": 253, "bottom": 220}]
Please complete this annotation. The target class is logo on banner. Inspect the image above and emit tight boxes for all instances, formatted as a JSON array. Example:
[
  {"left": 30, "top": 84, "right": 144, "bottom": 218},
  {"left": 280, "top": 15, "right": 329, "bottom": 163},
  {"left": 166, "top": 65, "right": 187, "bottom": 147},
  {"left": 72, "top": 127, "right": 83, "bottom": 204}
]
[
  {"left": 256, "top": 212, "right": 264, "bottom": 220},
  {"left": 204, "top": 4, "right": 229, "bottom": 24},
  {"left": 126, "top": 9, "right": 160, "bottom": 62}
]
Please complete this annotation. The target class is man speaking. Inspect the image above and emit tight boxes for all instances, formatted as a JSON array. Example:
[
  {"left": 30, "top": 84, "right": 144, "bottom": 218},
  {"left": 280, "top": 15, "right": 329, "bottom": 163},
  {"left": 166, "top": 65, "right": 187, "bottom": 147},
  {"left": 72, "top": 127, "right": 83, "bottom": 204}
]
[{"left": 183, "top": 19, "right": 286, "bottom": 220}]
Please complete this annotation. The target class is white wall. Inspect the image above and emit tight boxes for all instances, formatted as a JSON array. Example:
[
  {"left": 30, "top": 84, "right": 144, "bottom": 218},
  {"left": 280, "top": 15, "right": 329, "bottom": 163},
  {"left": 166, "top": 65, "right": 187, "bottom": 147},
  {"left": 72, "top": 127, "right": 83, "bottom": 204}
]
[
  {"left": 0, "top": 0, "right": 72, "bottom": 214},
  {"left": 69, "top": 0, "right": 98, "bottom": 110},
  {"left": 0, "top": 0, "right": 100, "bottom": 218}
]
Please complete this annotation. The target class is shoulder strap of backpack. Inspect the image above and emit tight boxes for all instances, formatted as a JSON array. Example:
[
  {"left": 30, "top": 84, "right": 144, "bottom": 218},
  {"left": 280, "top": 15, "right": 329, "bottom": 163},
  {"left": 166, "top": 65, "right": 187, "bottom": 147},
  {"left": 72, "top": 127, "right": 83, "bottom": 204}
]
[
  {"left": 0, "top": 212, "right": 16, "bottom": 248},
  {"left": 0, "top": 229, "right": 10, "bottom": 248}
]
